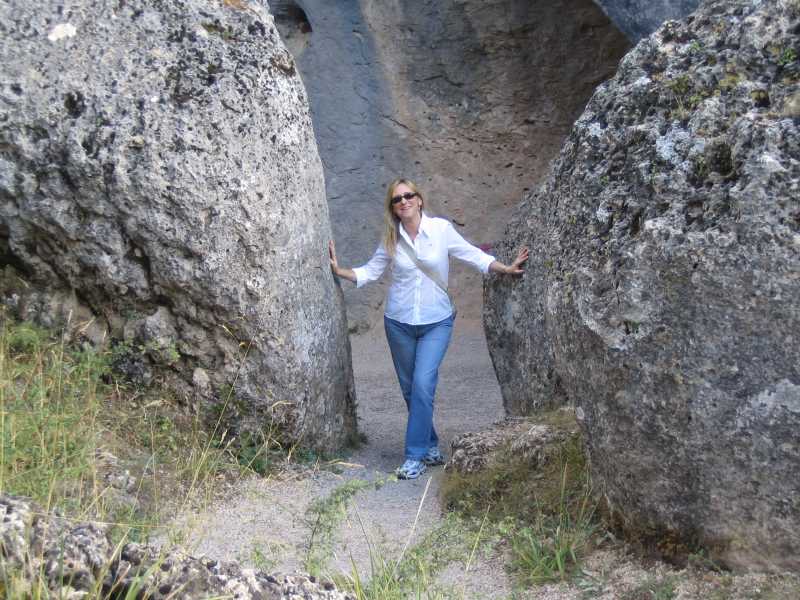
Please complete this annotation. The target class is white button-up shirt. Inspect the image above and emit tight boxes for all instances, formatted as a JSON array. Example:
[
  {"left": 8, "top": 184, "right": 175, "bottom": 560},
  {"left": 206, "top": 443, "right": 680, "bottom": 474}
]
[{"left": 353, "top": 214, "right": 496, "bottom": 325}]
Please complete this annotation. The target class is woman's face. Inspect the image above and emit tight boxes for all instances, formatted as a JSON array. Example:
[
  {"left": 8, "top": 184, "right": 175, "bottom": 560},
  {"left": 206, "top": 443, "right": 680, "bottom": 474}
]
[{"left": 391, "top": 183, "right": 421, "bottom": 220}]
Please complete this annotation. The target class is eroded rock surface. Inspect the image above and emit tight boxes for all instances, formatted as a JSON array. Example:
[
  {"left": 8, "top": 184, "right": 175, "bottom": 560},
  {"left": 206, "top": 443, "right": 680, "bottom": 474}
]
[
  {"left": 276, "top": 0, "right": 629, "bottom": 330},
  {"left": 0, "top": 494, "right": 353, "bottom": 599},
  {"left": 0, "top": 0, "right": 356, "bottom": 452},
  {"left": 448, "top": 415, "right": 578, "bottom": 475},
  {"left": 485, "top": 0, "right": 800, "bottom": 570}
]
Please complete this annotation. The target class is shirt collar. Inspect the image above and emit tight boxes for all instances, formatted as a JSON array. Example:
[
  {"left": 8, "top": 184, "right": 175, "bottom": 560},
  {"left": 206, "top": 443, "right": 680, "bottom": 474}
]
[
  {"left": 419, "top": 212, "right": 431, "bottom": 237},
  {"left": 398, "top": 211, "right": 430, "bottom": 244}
]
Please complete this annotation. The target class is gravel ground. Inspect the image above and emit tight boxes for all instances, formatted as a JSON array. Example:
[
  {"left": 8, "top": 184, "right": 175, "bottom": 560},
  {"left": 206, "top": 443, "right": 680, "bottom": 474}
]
[
  {"left": 168, "top": 318, "right": 799, "bottom": 599},
  {"left": 174, "top": 318, "right": 513, "bottom": 595}
]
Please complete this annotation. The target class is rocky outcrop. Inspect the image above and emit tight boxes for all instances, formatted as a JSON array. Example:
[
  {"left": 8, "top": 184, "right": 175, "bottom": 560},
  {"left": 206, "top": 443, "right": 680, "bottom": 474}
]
[
  {"left": 593, "top": 0, "right": 700, "bottom": 41},
  {"left": 485, "top": 0, "right": 800, "bottom": 571},
  {"left": 275, "top": 0, "right": 629, "bottom": 330},
  {"left": 0, "top": 0, "right": 356, "bottom": 452},
  {"left": 448, "top": 415, "right": 579, "bottom": 475},
  {"left": 0, "top": 494, "right": 353, "bottom": 599}
]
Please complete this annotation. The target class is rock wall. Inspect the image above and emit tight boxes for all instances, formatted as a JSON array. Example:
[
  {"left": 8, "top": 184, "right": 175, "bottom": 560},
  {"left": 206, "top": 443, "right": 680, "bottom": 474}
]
[
  {"left": 593, "top": 0, "right": 700, "bottom": 41},
  {"left": 272, "top": 0, "right": 399, "bottom": 332},
  {"left": 0, "top": 0, "right": 357, "bottom": 452},
  {"left": 275, "top": 0, "right": 629, "bottom": 330},
  {"left": 485, "top": 0, "right": 800, "bottom": 570}
]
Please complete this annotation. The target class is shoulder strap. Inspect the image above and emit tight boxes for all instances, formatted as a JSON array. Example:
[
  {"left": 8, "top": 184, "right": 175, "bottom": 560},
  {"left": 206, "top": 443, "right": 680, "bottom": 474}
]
[{"left": 397, "top": 235, "right": 456, "bottom": 312}]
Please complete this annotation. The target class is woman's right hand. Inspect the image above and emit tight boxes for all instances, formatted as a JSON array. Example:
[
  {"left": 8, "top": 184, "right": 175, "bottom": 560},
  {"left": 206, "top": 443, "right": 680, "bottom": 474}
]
[
  {"left": 328, "top": 240, "right": 339, "bottom": 274},
  {"left": 328, "top": 240, "right": 358, "bottom": 283}
]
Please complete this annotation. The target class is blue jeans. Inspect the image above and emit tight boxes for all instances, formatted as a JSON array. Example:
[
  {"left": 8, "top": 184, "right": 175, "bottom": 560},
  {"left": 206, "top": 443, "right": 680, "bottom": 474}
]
[{"left": 384, "top": 314, "right": 454, "bottom": 460}]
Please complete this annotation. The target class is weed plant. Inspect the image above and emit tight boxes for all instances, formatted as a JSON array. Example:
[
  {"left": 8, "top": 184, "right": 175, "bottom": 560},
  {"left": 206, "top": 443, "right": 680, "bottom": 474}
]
[
  {"left": 233, "top": 425, "right": 324, "bottom": 476},
  {"left": 338, "top": 510, "right": 472, "bottom": 600},
  {"left": 304, "top": 478, "right": 379, "bottom": 576},
  {"left": 620, "top": 574, "right": 679, "bottom": 600},
  {"left": 0, "top": 319, "right": 108, "bottom": 517},
  {"left": 304, "top": 475, "right": 473, "bottom": 599}
]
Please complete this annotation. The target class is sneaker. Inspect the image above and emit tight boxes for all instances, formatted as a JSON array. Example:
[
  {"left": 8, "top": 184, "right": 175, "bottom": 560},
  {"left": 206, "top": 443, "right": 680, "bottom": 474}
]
[
  {"left": 422, "top": 447, "right": 445, "bottom": 466},
  {"left": 395, "top": 459, "right": 427, "bottom": 480}
]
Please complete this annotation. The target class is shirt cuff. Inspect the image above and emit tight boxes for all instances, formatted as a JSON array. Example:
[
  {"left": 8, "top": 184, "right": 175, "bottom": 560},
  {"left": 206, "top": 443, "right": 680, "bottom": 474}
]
[
  {"left": 353, "top": 267, "right": 368, "bottom": 288},
  {"left": 479, "top": 254, "right": 496, "bottom": 274}
]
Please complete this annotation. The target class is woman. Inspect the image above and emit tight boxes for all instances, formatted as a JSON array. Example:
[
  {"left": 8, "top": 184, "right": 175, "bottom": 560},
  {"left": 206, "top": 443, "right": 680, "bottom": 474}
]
[{"left": 329, "top": 178, "right": 528, "bottom": 479}]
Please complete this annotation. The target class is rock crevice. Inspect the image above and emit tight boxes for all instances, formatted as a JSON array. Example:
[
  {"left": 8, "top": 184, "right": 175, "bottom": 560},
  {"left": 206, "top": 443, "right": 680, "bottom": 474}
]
[{"left": 283, "top": 0, "right": 629, "bottom": 330}]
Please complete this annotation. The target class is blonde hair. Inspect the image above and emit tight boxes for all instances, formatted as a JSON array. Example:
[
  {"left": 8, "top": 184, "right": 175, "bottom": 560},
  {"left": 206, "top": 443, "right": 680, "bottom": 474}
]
[{"left": 381, "top": 178, "right": 425, "bottom": 257}]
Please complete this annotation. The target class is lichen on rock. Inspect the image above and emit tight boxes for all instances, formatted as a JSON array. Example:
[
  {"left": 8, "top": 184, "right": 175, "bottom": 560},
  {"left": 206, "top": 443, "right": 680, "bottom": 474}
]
[{"left": 485, "top": 0, "right": 800, "bottom": 571}]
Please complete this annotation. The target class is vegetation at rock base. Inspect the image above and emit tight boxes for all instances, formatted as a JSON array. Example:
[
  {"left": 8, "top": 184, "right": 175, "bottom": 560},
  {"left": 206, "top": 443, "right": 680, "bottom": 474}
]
[
  {"left": 439, "top": 411, "right": 598, "bottom": 588},
  {"left": 3, "top": 313, "right": 800, "bottom": 599},
  {"left": 0, "top": 313, "right": 325, "bottom": 544}
]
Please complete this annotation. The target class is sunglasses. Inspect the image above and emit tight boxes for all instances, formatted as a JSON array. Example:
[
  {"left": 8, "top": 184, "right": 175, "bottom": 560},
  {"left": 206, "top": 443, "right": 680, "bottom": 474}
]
[{"left": 391, "top": 192, "right": 418, "bottom": 204}]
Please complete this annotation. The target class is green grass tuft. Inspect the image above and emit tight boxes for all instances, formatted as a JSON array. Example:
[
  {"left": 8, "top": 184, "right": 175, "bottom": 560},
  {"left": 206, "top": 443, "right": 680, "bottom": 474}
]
[
  {"left": 508, "top": 464, "right": 597, "bottom": 585},
  {"left": 0, "top": 317, "right": 107, "bottom": 513},
  {"left": 0, "top": 311, "right": 357, "bottom": 597},
  {"left": 440, "top": 412, "right": 599, "bottom": 587}
]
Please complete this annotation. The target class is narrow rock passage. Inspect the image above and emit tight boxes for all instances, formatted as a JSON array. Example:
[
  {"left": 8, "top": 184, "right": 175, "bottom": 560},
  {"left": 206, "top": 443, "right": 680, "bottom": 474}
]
[
  {"left": 163, "top": 320, "right": 795, "bottom": 599},
  {"left": 177, "top": 318, "right": 508, "bottom": 592}
]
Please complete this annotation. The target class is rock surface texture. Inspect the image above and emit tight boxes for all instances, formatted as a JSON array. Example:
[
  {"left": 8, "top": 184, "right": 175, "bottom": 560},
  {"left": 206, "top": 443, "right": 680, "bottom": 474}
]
[
  {"left": 0, "top": 494, "right": 353, "bottom": 599},
  {"left": 593, "top": 0, "right": 700, "bottom": 41},
  {"left": 485, "top": 0, "right": 800, "bottom": 571},
  {"left": 0, "top": 0, "right": 356, "bottom": 452},
  {"left": 448, "top": 415, "right": 578, "bottom": 476},
  {"left": 274, "top": 0, "right": 629, "bottom": 330}
]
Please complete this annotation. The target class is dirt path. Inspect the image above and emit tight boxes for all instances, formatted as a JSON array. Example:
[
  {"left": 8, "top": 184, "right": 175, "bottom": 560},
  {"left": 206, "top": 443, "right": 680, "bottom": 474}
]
[
  {"left": 169, "top": 318, "right": 798, "bottom": 599},
  {"left": 175, "top": 318, "right": 513, "bottom": 594}
]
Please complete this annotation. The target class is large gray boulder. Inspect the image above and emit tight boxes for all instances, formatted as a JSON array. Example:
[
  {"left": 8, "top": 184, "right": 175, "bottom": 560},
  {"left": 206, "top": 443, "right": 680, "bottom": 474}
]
[
  {"left": 0, "top": 0, "right": 356, "bottom": 452},
  {"left": 485, "top": 0, "right": 800, "bottom": 570}
]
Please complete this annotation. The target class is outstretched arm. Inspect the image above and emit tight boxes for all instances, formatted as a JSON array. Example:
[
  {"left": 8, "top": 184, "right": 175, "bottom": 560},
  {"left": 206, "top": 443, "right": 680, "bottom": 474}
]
[
  {"left": 329, "top": 240, "right": 357, "bottom": 283},
  {"left": 488, "top": 247, "right": 529, "bottom": 275}
]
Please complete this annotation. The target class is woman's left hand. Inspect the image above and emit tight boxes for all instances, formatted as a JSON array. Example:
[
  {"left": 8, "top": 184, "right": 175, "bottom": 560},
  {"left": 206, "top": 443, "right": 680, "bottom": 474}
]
[
  {"left": 506, "top": 247, "right": 529, "bottom": 275},
  {"left": 488, "top": 246, "right": 529, "bottom": 276}
]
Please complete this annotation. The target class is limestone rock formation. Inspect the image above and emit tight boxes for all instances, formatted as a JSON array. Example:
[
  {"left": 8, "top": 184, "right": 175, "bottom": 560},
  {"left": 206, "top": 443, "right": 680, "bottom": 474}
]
[
  {"left": 593, "top": 0, "right": 700, "bottom": 41},
  {"left": 485, "top": 0, "right": 800, "bottom": 570},
  {"left": 275, "top": 0, "right": 629, "bottom": 330},
  {"left": 0, "top": 494, "right": 353, "bottom": 599},
  {"left": 0, "top": 0, "right": 356, "bottom": 452},
  {"left": 448, "top": 415, "right": 578, "bottom": 475}
]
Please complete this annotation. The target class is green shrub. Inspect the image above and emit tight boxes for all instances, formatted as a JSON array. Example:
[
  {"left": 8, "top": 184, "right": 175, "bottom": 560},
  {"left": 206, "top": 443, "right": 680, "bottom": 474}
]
[{"left": 507, "top": 459, "right": 597, "bottom": 585}]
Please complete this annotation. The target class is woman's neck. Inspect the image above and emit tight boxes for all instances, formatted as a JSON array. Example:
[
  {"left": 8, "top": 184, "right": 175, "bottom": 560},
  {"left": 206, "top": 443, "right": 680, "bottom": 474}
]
[{"left": 400, "top": 211, "right": 422, "bottom": 240}]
